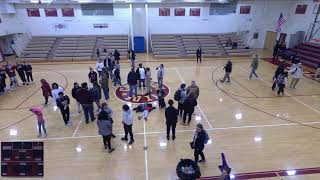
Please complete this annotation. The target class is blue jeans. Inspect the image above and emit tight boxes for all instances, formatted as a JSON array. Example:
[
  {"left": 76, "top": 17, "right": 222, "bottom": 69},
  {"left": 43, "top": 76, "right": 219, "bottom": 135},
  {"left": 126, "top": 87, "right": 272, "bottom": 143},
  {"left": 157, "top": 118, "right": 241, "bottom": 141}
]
[
  {"left": 249, "top": 68, "right": 258, "bottom": 79},
  {"left": 82, "top": 104, "right": 95, "bottom": 123},
  {"left": 114, "top": 77, "right": 121, "bottom": 86},
  {"left": 38, "top": 121, "right": 47, "bottom": 135},
  {"left": 129, "top": 84, "right": 137, "bottom": 97},
  {"left": 103, "top": 88, "right": 109, "bottom": 100}
]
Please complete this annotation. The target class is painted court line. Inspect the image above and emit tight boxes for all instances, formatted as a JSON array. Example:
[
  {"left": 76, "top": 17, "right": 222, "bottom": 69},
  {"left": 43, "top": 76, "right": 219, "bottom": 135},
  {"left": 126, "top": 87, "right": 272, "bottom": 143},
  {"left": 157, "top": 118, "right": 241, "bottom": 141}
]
[
  {"left": 237, "top": 65, "right": 320, "bottom": 115},
  {"left": 175, "top": 68, "right": 214, "bottom": 129},
  {"left": 12, "top": 121, "right": 320, "bottom": 142},
  {"left": 143, "top": 115, "right": 149, "bottom": 180},
  {"left": 72, "top": 116, "right": 84, "bottom": 137}
]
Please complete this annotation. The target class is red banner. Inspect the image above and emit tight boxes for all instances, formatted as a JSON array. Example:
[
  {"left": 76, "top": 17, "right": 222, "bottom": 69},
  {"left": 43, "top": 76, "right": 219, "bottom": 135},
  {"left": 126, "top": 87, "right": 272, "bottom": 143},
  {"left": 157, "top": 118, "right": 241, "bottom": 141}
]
[
  {"left": 62, "top": 8, "right": 74, "bottom": 17},
  {"left": 295, "top": 4, "right": 308, "bottom": 14},
  {"left": 44, "top": 8, "right": 57, "bottom": 17},
  {"left": 190, "top": 8, "right": 200, "bottom": 16},
  {"left": 26, "top": 8, "right": 40, "bottom": 17},
  {"left": 159, "top": 8, "right": 170, "bottom": 16},
  {"left": 240, "top": 6, "right": 251, "bottom": 14},
  {"left": 175, "top": 8, "right": 185, "bottom": 16}
]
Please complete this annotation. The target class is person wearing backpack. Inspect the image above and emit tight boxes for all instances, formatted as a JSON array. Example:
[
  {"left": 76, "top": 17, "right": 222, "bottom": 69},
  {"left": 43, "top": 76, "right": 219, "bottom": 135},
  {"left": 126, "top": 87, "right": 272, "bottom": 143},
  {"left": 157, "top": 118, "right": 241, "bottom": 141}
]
[
  {"left": 183, "top": 95, "right": 197, "bottom": 125},
  {"left": 165, "top": 100, "right": 178, "bottom": 140},
  {"left": 191, "top": 123, "right": 207, "bottom": 164},
  {"left": 174, "top": 83, "right": 187, "bottom": 119},
  {"left": 288, "top": 63, "right": 303, "bottom": 89},
  {"left": 274, "top": 72, "right": 288, "bottom": 96}
]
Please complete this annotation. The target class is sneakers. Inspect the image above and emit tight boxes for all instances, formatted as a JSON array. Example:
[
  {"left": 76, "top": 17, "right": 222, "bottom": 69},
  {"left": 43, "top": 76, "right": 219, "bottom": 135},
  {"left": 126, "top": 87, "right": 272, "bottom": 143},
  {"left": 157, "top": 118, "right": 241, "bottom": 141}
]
[
  {"left": 37, "top": 134, "right": 42, "bottom": 138},
  {"left": 121, "top": 137, "right": 128, "bottom": 141},
  {"left": 108, "top": 148, "right": 115, "bottom": 153},
  {"left": 128, "top": 140, "right": 134, "bottom": 145},
  {"left": 167, "top": 136, "right": 170, "bottom": 140},
  {"left": 199, "top": 159, "right": 206, "bottom": 163},
  {"left": 112, "top": 134, "right": 116, "bottom": 138},
  {"left": 172, "top": 136, "right": 176, "bottom": 141},
  {"left": 104, "top": 145, "right": 108, "bottom": 149}
]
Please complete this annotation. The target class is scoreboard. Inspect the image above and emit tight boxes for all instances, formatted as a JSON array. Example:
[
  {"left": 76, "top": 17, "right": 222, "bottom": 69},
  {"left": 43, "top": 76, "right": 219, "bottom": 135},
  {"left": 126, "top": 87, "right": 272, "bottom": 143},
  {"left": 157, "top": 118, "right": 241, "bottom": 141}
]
[{"left": 1, "top": 142, "right": 43, "bottom": 177}]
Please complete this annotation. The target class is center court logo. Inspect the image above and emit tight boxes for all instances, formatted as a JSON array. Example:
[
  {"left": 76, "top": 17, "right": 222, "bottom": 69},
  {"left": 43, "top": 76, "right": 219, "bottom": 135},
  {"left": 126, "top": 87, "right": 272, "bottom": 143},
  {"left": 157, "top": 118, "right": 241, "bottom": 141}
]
[{"left": 115, "top": 81, "right": 169, "bottom": 103}]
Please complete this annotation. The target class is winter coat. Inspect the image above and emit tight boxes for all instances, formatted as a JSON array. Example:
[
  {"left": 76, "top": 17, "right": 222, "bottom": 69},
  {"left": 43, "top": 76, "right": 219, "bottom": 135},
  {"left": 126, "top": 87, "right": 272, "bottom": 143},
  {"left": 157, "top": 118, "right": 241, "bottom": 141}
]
[
  {"left": 224, "top": 62, "right": 232, "bottom": 73},
  {"left": 127, "top": 71, "right": 139, "bottom": 85},
  {"left": 183, "top": 97, "right": 197, "bottom": 113},
  {"left": 88, "top": 71, "right": 98, "bottom": 83},
  {"left": 77, "top": 88, "right": 94, "bottom": 105},
  {"left": 97, "top": 111, "right": 112, "bottom": 136},
  {"left": 100, "top": 73, "right": 109, "bottom": 90},
  {"left": 71, "top": 86, "right": 81, "bottom": 101},
  {"left": 165, "top": 106, "right": 178, "bottom": 124},
  {"left": 41, "top": 82, "right": 52, "bottom": 98},
  {"left": 186, "top": 85, "right": 200, "bottom": 99},
  {"left": 90, "top": 85, "right": 102, "bottom": 100},
  {"left": 193, "top": 130, "right": 206, "bottom": 149},
  {"left": 56, "top": 95, "right": 70, "bottom": 110}
]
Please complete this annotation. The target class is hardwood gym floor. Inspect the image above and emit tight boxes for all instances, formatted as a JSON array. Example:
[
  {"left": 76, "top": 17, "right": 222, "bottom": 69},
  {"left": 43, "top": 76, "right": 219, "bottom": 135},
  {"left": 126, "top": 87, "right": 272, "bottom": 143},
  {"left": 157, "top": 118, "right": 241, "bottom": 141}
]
[{"left": 0, "top": 51, "right": 320, "bottom": 180}]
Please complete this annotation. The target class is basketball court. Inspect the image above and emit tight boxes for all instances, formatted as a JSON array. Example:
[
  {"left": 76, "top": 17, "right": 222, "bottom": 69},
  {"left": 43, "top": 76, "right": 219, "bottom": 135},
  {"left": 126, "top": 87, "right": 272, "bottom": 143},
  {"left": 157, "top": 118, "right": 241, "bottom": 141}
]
[{"left": 0, "top": 51, "right": 319, "bottom": 179}]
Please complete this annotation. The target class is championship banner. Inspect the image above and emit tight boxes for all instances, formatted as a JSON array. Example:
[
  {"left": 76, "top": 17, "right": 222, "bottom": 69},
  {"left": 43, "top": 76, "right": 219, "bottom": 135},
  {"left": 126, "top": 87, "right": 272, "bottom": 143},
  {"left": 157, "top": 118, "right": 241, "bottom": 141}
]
[
  {"left": 26, "top": 8, "right": 40, "bottom": 17},
  {"left": 62, "top": 8, "right": 74, "bottom": 17},
  {"left": 45, "top": 8, "right": 58, "bottom": 17}
]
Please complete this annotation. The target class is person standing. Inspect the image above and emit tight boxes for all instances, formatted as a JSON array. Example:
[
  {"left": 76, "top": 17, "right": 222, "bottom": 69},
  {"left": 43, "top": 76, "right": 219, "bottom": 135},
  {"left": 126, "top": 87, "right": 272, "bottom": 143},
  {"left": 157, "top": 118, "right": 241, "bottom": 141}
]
[
  {"left": 23, "top": 62, "right": 33, "bottom": 84},
  {"left": 71, "top": 82, "right": 82, "bottom": 113},
  {"left": 145, "top": 67, "right": 152, "bottom": 95},
  {"left": 114, "top": 49, "right": 120, "bottom": 64},
  {"left": 5, "top": 63, "right": 18, "bottom": 90},
  {"left": 196, "top": 47, "right": 202, "bottom": 63},
  {"left": 30, "top": 107, "right": 47, "bottom": 138},
  {"left": 56, "top": 92, "right": 71, "bottom": 126},
  {"left": 107, "top": 53, "right": 115, "bottom": 81},
  {"left": 272, "top": 41, "right": 280, "bottom": 60},
  {"left": 121, "top": 104, "right": 134, "bottom": 145},
  {"left": 0, "top": 66, "right": 6, "bottom": 95},
  {"left": 220, "top": 60, "right": 232, "bottom": 83},
  {"left": 191, "top": 123, "right": 207, "bottom": 164},
  {"left": 100, "top": 69, "right": 109, "bottom": 101},
  {"left": 165, "top": 99, "right": 178, "bottom": 140},
  {"left": 249, "top": 54, "right": 259, "bottom": 79},
  {"left": 97, "top": 103, "right": 115, "bottom": 153},
  {"left": 51, "top": 83, "right": 64, "bottom": 105},
  {"left": 175, "top": 83, "right": 187, "bottom": 119},
  {"left": 288, "top": 63, "right": 303, "bottom": 89},
  {"left": 272, "top": 64, "right": 285, "bottom": 90},
  {"left": 130, "top": 50, "right": 136, "bottom": 68},
  {"left": 157, "top": 64, "right": 164, "bottom": 86},
  {"left": 16, "top": 62, "right": 26, "bottom": 85},
  {"left": 273, "top": 72, "right": 288, "bottom": 96},
  {"left": 113, "top": 64, "right": 121, "bottom": 87},
  {"left": 183, "top": 95, "right": 197, "bottom": 125},
  {"left": 96, "top": 48, "right": 100, "bottom": 58},
  {"left": 88, "top": 67, "right": 98, "bottom": 84},
  {"left": 186, "top": 81, "right": 200, "bottom": 100},
  {"left": 127, "top": 68, "right": 139, "bottom": 97},
  {"left": 40, "top": 79, "right": 51, "bottom": 106},
  {"left": 90, "top": 82, "right": 102, "bottom": 110},
  {"left": 157, "top": 87, "right": 166, "bottom": 108},
  {"left": 77, "top": 82, "right": 95, "bottom": 124},
  {"left": 136, "top": 63, "right": 146, "bottom": 88},
  {"left": 96, "top": 59, "right": 104, "bottom": 78},
  {"left": 99, "top": 102, "right": 116, "bottom": 138}
]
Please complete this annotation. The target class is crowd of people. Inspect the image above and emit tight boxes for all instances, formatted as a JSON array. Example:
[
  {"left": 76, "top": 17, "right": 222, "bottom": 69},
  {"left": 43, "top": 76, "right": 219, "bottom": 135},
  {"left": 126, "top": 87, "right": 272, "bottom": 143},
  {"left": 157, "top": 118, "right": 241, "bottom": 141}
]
[{"left": 0, "top": 61, "right": 33, "bottom": 95}]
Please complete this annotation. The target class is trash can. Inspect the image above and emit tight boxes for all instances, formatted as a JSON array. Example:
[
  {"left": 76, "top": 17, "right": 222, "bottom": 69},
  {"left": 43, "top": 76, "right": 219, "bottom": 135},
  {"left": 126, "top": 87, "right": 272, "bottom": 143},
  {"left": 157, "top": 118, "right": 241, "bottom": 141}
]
[{"left": 176, "top": 159, "right": 201, "bottom": 180}]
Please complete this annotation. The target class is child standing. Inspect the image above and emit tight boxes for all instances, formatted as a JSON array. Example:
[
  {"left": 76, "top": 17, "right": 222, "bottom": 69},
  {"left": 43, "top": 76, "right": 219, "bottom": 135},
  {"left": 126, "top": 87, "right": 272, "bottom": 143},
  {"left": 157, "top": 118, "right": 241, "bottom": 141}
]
[
  {"left": 40, "top": 79, "right": 52, "bottom": 106},
  {"left": 56, "top": 92, "right": 71, "bottom": 126},
  {"left": 274, "top": 72, "right": 288, "bottom": 96},
  {"left": 30, "top": 107, "right": 47, "bottom": 138}
]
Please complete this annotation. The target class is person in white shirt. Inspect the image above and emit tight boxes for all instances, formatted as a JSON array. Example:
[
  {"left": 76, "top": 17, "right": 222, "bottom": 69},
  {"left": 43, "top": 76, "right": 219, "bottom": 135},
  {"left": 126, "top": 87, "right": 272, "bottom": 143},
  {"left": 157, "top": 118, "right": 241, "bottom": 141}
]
[
  {"left": 288, "top": 63, "right": 303, "bottom": 89},
  {"left": 51, "top": 83, "right": 64, "bottom": 105},
  {"left": 96, "top": 59, "right": 104, "bottom": 78},
  {"left": 136, "top": 63, "right": 146, "bottom": 89}
]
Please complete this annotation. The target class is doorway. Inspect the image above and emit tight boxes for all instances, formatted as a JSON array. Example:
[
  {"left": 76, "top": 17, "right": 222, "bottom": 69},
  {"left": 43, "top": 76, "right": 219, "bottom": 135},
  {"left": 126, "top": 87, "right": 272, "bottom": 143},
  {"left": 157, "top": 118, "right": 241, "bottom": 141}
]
[{"left": 264, "top": 31, "right": 277, "bottom": 50}]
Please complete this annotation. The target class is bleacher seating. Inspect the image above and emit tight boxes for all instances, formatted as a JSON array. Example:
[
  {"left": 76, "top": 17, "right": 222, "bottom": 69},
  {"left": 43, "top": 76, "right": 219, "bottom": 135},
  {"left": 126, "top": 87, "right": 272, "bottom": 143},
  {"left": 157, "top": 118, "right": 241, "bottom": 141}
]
[
  {"left": 96, "top": 35, "right": 129, "bottom": 59},
  {"left": 293, "top": 43, "right": 320, "bottom": 69},
  {"left": 20, "top": 36, "right": 56, "bottom": 60},
  {"left": 151, "top": 33, "right": 251, "bottom": 58}
]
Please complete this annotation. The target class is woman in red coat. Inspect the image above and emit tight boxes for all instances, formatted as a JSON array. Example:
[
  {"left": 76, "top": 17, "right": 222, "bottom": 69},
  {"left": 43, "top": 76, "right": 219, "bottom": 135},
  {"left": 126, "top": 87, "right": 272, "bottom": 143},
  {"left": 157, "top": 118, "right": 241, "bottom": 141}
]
[{"left": 40, "top": 79, "right": 52, "bottom": 106}]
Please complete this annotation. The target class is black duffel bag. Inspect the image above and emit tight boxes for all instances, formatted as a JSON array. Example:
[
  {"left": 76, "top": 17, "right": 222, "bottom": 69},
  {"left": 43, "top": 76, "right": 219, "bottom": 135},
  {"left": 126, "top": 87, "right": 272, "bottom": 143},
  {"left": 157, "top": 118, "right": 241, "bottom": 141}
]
[{"left": 176, "top": 159, "right": 201, "bottom": 180}]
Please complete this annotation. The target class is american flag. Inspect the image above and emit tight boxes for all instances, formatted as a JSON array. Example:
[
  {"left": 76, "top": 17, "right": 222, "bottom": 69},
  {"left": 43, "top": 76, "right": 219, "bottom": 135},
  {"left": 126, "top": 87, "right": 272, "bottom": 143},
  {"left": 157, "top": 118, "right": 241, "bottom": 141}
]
[{"left": 277, "top": 13, "right": 286, "bottom": 30}]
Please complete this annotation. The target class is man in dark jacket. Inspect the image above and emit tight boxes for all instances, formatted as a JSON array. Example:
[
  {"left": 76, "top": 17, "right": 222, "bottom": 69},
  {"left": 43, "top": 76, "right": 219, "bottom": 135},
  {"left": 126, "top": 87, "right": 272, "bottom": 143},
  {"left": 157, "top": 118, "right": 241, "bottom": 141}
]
[
  {"left": 16, "top": 62, "right": 26, "bottom": 85},
  {"left": 196, "top": 47, "right": 202, "bottom": 63},
  {"left": 183, "top": 95, "right": 197, "bottom": 125},
  {"left": 56, "top": 92, "right": 70, "bottom": 126},
  {"left": 23, "top": 62, "right": 33, "bottom": 84},
  {"left": 71, "top": 82, "right": 81, "bottom": 113},
  {"left": 165, "top": 99, "right": 178, "bottom": 140},
  {"left": 114, "top": 49, "right": 120, "bottom": 64},
  {"left": 88, "top": 67, "right": 98, "bottom": 84},
  {"left": 220, "top": 60, "right": 232, "bottom": 83},
  {"left": 127, "top": 68, "right": 139, "bottom": 97},
  {"left": 77, "top": 82, "right": 95, "bottom": 124}
]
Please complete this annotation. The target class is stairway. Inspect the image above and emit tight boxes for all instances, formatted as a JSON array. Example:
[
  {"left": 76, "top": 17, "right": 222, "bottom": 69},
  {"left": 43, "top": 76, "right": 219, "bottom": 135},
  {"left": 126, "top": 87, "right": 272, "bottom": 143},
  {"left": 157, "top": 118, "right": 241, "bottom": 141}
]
[
  {"left": 293, "top": 43, "right": 320, "bottom": 69},
  {"left": 175, "top": 36, "right": 186, "bottom": 56},
  {"left": 48, "top": 38, "right": 63, "bottom": 59},
  {"left": 215, "top": 36, "right": 227, "bottom": 56},
  {"left": 92, "top": 37, "right": 104, "bottom": 58}
]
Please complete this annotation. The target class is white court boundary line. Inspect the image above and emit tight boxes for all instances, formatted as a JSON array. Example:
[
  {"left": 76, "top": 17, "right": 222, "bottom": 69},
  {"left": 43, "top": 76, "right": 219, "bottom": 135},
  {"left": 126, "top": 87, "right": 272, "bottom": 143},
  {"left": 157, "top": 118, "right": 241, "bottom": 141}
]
[
  {"left": 143, "top": 116, "right": 149, "bottom": 180},
  {"left": 72, "top": 116, "right": 84, "bottom": 137},
  {"left": 12, "top": 121, "right": 320, "bottom": 142},
  {"left": 175, "top": 68, "right": 214, "bottom": 128},
  {"left": 237, "top": 65, "right": 320, "bottom": 115}
]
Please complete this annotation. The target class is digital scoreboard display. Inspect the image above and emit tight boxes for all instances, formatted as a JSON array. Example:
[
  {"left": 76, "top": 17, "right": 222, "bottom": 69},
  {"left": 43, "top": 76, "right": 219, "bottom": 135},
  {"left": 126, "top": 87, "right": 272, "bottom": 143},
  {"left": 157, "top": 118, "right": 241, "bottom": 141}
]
[{"left": 1, "top": 142, "right": 43, "bottom": 177}]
